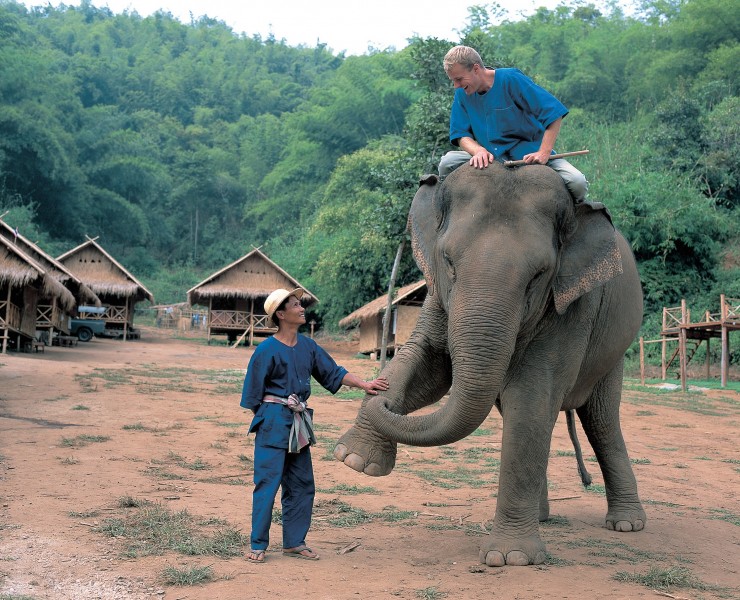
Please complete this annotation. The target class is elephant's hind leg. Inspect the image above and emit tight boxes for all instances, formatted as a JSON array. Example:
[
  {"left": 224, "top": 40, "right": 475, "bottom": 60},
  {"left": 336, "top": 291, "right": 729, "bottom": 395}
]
[{"left": 578, "top": 363, "right": 646, "bottom": 532}]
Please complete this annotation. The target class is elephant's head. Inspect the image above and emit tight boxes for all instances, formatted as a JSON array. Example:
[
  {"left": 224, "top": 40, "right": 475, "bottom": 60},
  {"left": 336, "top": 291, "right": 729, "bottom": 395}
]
[{"left": 364, "top": 163, "right": 623, "bottom": 445}]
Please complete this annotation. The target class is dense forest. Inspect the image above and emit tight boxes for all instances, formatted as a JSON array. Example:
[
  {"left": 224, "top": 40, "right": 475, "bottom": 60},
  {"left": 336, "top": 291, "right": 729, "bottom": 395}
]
[{"left": 0, "top": 0, "right": 737, "bottom": 340}]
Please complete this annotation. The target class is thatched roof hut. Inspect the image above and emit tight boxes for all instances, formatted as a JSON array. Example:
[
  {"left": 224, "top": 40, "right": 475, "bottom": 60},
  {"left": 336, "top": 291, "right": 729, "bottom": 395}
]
[
  {"left": 0, "top": 236, "right": 71, "bottom": 305},
  {"left": 0, "top": 219, "right": 100, "bottom": 337},
  {"left": 339, "top": 280, "right": 427, "bottom": 355},
  {"left": 57, "top": 238, "right": 154, "bottom": 304},
  {"left": 0, "top": 235, "right": 75, "bottom": 352},
  {"left": 188, "top": 247, "right": 318, "bottom": 345},
  {"left": 0, "top": 220, "right": 99, "bottom": 305},
  {"left": 57, "top": 238, "right": 154, "bottom": 338}
]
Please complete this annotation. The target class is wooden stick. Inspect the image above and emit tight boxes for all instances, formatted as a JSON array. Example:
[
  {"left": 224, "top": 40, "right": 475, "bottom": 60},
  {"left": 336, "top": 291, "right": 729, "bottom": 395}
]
[
  {"left": 503, "top": 149, "right": 590, "bottom": 167},
  {"left": 231, "top": 327, "right": 251, "bottom": 349}
]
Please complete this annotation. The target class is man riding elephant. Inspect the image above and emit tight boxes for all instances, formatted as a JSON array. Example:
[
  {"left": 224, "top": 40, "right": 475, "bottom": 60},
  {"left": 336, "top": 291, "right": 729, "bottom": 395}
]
[{"left": 439, "top": 45, "right": 589, "bottom": 204}]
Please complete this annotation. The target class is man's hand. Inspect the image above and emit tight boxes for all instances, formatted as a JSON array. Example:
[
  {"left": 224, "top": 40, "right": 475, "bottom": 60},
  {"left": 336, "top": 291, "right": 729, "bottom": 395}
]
[
  {"left": 459, "top": 137, "right": 494, "bottom": 170},
  {"left": 522, "top": 150, "right": 552, "bottom": 165},
  {"left": 363, "top": 376, "right": 389, "bottom": 395},
  {"left": 468, "top": 148, "right": 494, "bottom": 169}
]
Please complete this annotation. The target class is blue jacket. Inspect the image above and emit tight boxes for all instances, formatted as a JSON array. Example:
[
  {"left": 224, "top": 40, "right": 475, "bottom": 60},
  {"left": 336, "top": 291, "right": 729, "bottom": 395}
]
[{"left": 240, "top": 335, "right": 347, "bottom": 449}]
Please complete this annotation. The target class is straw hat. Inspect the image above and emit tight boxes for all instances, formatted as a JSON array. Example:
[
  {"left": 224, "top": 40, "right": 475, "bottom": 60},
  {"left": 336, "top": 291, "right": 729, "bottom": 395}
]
[{"left": 264, "top": 288, "right": 304, "bottom": 320}]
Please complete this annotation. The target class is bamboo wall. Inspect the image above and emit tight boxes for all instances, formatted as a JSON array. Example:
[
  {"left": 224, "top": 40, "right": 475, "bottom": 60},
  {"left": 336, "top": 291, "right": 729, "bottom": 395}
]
[{"left": 395, "top": 305, "right": 420, "bottom": 346}]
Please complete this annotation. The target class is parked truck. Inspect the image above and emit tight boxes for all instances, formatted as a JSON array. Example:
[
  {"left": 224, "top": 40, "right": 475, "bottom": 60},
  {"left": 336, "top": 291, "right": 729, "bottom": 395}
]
[
  {"left": 68, "top": 306, "right": 107, "bottom": 342},
  {"left": 69, "top": 317, "right": 106, "bottom": 342}
]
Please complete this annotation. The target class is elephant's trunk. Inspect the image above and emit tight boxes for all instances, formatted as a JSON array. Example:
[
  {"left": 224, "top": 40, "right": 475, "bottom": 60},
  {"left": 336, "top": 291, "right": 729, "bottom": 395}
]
[{"left": 365, "top": 291, "right": 522, "bottom": 446}]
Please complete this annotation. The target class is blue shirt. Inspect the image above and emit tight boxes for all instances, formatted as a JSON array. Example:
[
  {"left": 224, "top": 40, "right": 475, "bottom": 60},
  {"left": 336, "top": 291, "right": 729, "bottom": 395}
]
[
  {"left": 240, "top": 335, "right": 348, "bottom": 411},
  {"left": 449, "top": 67, "right": 568, "bottom": 161}
]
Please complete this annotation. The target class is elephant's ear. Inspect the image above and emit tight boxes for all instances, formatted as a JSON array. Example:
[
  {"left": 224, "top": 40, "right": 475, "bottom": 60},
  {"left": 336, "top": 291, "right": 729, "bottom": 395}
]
[
  {"left": 554, "top": 202, "right": 623, "bottom": 315},
  {"left": 408, "top": 174, "right": 440, "bottom": 296}
]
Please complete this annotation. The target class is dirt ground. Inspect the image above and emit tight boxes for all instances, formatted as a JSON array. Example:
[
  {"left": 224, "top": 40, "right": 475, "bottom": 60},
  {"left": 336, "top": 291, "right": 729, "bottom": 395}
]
[{"left": 0, "top": 326, "right": 738, "bottom": 600}]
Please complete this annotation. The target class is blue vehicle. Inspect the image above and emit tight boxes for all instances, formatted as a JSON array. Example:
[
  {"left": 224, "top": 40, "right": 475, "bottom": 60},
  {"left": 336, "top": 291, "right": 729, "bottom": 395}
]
[{"left": 69, "top": 306, "right": 107, "bottom": 342}]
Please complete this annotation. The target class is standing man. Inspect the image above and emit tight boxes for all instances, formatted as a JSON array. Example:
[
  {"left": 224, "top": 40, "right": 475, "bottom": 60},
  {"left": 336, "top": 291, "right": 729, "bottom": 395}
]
[
  {"left": 241, "top": 287, "right": 388, "bottom": 563},
  {"left": 439, "top": 45, "right": 588, "bottom": 203}
]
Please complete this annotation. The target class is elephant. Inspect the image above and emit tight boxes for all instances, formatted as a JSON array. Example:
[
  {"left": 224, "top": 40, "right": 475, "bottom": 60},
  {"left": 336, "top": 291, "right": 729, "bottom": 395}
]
[{"left": 334, "top": 161, "right": 646, "bottom": 567}]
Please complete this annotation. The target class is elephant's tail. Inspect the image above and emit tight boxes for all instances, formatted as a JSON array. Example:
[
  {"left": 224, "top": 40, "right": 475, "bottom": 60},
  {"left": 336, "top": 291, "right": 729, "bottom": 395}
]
[{"left": 566, "top": 410, "right": 593, "bottom": 487}]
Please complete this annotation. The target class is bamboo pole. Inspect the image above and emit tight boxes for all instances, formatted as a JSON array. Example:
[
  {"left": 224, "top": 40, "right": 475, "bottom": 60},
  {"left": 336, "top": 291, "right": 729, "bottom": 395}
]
[
  {"left": 232, "top": 326, "right": 251, "bottom": 349},
  {"left": 380, "top": 239, "right": 405, "bottom": 371},
  {"left": 640, "top": 336, "right": 645, "bottom": 385},
  {"left": 503, "top": 149, "right": 589, "bottom": 167}
]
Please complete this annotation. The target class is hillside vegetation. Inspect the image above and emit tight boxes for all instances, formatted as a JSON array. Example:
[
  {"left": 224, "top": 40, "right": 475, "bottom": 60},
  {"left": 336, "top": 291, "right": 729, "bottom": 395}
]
[{"left": 0, "top": 0, "right": 737, "bottom": 340}]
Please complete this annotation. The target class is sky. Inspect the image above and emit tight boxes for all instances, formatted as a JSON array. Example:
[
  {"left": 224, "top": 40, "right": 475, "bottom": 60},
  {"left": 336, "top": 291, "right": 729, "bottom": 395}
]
[{"left": 23, "top": 0, "right": 580, "bottom": 56}]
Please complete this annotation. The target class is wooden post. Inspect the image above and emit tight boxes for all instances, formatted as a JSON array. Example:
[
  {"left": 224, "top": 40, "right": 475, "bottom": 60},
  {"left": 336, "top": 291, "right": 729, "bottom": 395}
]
[
  {"left": 249, "top": 298, "right": 254, "bottom": 346},
  {"left": 705, "top": 338, "right": 710, "bottom": 380},
  {"left": 661, "top": 307, "right": 667, "bottom": 380},
  {"left": 640, "top": 336, "right": 645, "bottom": 385},
  {"left": 1, "top": 284, "right": 9, "bottom": 354},
  {"left": 679, "top": 299, "right": 687, "bottom": 391},
  {"left": 123, "top": 297, "right": 129, "bottom": 342},
  {"left": 380, "top": 239, "right": 405, "bottom": 371},
  {"left": 207, "top": 298, "right": 212, "bottom": 345},
  {"left": 720, "top": 294, "right": 728, "bottom": 388}
]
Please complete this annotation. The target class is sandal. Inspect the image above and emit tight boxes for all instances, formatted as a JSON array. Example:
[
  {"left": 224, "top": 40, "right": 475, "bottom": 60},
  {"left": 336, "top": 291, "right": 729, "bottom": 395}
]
[
  {"left": 283, "top": 545, "right": 319, "bottom": 560},
  {"left": 246, "top": 549, "right": 266, "bottom": 563}
]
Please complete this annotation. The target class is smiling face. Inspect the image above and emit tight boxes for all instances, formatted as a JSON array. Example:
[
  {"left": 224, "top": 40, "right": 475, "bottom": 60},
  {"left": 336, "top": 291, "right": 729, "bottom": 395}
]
[
  {"left": 446, "top": 63, "right": 488, "bottom": 95},
  {"left": 277, "top": 294, "right": 306, "bottom": 327}
]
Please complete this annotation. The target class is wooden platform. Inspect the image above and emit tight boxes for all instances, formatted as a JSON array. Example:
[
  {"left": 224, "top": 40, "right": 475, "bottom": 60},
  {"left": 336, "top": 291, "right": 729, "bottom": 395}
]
[{"left": 642, "top": 294, "right": 739, "bottom": 390}]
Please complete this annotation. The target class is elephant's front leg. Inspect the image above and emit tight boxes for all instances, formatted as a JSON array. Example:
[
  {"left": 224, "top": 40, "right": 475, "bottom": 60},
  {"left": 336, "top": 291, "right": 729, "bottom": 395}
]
[
  {"left": 481, "top": 388, "right": 558, "bottom": 566},
  {"left": 334, "top": 297, "right": 451, "bottom": 476}
]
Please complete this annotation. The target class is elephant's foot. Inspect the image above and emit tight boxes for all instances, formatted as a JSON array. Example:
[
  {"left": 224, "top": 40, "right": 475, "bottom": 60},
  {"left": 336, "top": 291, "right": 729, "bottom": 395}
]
[
  {"left": 605, "top": 502, "right": 646, "bottom": 532},
  {"left": 334, "top": 424, "right": 397, "bottom": 477},
  {"left": 479, "top": 531, "right": 547, "bottom": 567}
]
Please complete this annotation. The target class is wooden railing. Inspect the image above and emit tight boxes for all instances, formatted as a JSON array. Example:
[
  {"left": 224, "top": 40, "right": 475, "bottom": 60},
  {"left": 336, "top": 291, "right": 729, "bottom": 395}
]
[
  {"left": 662, "top": 303, "right": 689, "bottom": 331},
  {"left": 683, "top": 296, "right": 739, "bottom": 324},
  {"left": 210, "top": 311, "right": 276, "bottom": 332},
  {"left": 77, "top": 305, "right": 128, "bottom": 324},
  {"left": 104, "top": 305, "right": 128, "bottom": 323},
  {"left": 36, "top": 304, "right": 66, "bottom": 331},
  {"left": 0, "top": 300, "right": 22, "bottom": 330}
]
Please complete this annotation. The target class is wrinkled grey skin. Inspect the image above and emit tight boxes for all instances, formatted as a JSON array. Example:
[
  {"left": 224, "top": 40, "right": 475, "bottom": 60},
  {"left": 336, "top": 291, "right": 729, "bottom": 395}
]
[{"left": 334, "top": 162, "right": 646, "bottom": 567}]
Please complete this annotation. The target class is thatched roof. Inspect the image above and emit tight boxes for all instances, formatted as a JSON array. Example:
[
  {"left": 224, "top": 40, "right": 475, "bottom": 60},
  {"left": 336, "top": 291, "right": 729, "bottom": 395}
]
[
  {"left": 339, "top": 280, "right": 427, "bottom": 328},
  {"left": 0, "top": 219, "right": 100, "bottom": 307},
  {"left": 57, "top": 239, "right": 154, "bottom": 304},
  {"left": 0, "top": 236, "right": 76, "bottom": 310},
  {"left": 187, "top": 247, "right": 318, "bottom": 308}
]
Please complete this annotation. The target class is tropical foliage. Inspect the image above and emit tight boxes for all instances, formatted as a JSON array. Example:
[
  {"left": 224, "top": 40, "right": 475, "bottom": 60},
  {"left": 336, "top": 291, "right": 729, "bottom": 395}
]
[{"left": 0, "top": 0, "right": 737, "bottom": 336}]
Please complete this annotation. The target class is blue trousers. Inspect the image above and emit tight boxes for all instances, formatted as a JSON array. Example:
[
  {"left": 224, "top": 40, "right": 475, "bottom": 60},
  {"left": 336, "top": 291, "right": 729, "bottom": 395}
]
[{"left": 250, "top": 444, "right": 315, "bottom": 551}]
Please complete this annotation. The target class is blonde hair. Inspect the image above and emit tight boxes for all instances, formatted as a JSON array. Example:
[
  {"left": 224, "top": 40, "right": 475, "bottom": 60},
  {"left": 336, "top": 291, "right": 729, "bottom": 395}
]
[{"left": 443, "top": 46, "right": 484, "bottom": 73}]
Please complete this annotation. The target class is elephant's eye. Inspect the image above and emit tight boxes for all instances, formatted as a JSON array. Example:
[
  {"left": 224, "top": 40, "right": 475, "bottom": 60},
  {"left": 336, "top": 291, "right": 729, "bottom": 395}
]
[{"left": 526, "top": 268, "right": 547, "bottom": 295}]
